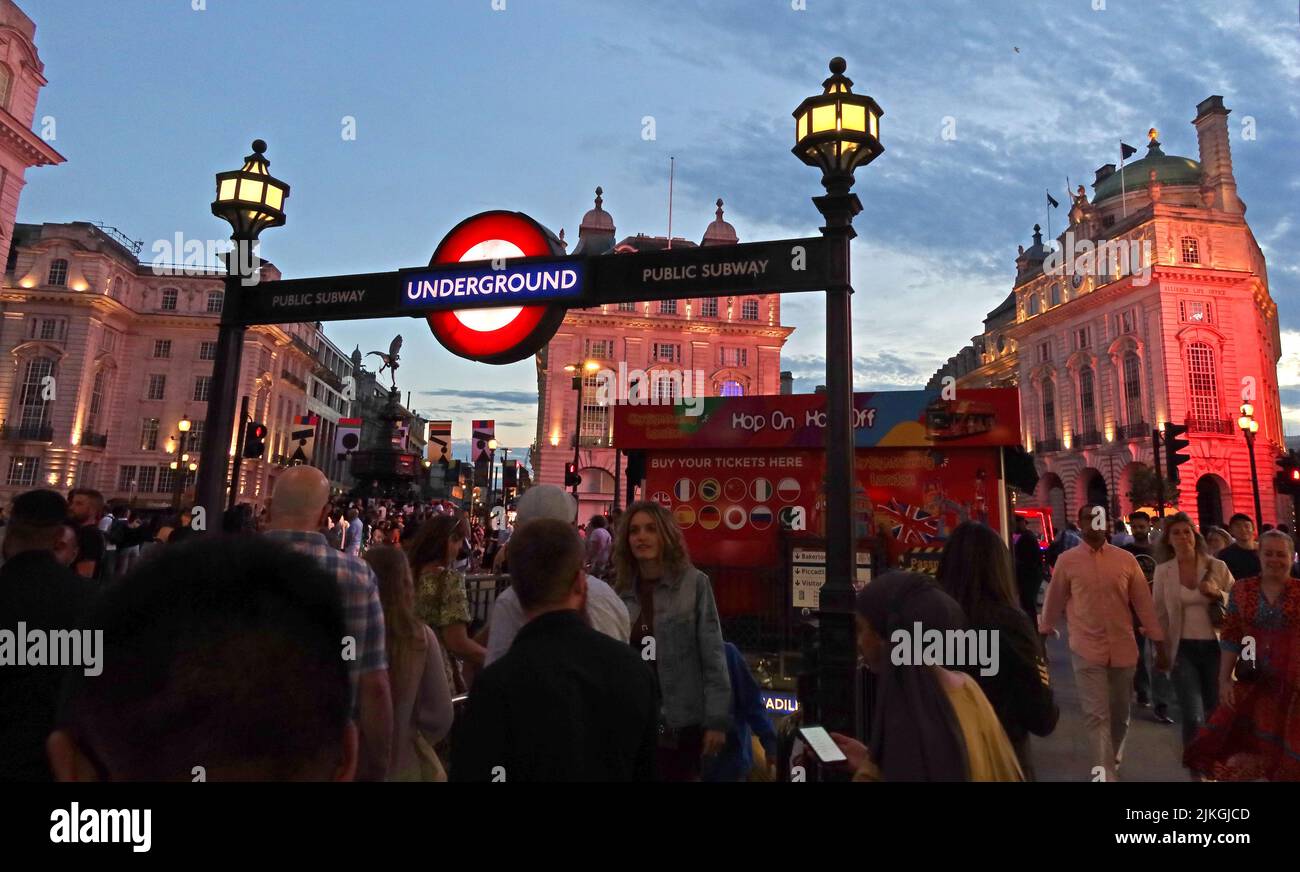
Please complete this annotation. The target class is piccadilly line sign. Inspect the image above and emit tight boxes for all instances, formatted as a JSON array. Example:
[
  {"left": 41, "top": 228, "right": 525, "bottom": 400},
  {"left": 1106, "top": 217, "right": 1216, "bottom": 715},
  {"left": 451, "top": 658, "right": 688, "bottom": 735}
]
[{"left": 232, "top": 209, "right": 832, "bottom": 365}]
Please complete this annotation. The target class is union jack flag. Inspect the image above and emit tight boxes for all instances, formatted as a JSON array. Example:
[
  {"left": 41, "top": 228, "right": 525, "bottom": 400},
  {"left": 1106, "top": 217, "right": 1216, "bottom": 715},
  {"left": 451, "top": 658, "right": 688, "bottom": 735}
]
[{"left": 880, "top": 498, "right": 939, "bottom": 545}]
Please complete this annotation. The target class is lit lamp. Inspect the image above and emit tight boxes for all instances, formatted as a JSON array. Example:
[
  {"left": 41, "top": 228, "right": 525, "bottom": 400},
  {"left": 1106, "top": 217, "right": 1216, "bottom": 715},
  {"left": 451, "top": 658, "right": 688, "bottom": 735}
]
[
  {"left": 171, "top": 416, "right": 192, "bottom": 512},
  {"left": 564, "top": 360, "right": 601, "bottom": 497},
  {"left": 792, "top": 57, "right": 884, "bottom": 739},
  {"left": 1239, "top": 402, "right": 1263, "bottom": 528},
  {"left": 199, "top": 140, "right": 290, "bottom": 525}
]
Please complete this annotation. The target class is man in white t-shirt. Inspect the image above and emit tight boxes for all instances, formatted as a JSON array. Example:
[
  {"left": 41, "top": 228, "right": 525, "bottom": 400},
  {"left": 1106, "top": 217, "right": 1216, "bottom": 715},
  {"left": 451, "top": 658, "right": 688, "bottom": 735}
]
[{"left": 485, "top": 486, "right": 630, "bottom": 666}]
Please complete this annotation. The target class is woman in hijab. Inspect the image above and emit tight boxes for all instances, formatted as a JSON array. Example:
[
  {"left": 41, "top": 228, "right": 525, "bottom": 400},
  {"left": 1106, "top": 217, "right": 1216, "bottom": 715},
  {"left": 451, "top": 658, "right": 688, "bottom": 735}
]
[{"left": 830, "top": 571, "right": 1024, "bottom": 781}]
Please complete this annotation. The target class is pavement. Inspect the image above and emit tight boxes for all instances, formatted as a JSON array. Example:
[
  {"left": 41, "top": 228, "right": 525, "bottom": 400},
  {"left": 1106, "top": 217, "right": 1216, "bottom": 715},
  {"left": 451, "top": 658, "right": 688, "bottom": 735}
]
[{"left": 1032, "top": 626, "right": 1192, "bottom": 782}]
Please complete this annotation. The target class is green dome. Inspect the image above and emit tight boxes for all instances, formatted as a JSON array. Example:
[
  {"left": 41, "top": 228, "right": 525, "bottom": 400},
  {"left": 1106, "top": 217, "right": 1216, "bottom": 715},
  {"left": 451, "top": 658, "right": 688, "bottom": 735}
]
[{"left": 1092, "top": 139, "right": 1201, "bottom": 203}]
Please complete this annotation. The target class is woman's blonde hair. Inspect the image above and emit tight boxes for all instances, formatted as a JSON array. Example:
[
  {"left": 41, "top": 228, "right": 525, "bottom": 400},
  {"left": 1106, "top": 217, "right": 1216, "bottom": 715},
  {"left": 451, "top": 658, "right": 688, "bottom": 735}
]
[
  {"left": 612, "top": 500, "right": 691, "bottom": 594},
  {"left": 1155, "top": 511, "right": 1210, "bottom": 562},
  {"left": 364, "top": 545, "right": 427, "bottom": 691}
]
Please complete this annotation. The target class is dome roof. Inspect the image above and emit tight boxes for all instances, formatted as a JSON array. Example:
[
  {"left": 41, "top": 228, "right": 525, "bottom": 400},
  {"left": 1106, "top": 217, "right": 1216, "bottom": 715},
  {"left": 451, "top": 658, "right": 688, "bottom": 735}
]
[
  {"left": 701, "top": 198, "right": 738, "bottom": 246},
  {"left": 579, "top": 186, "right": 615, "bottom": 234},
  {"left": 1092, "top": 135, "right": 1200, "bottom": 203}
]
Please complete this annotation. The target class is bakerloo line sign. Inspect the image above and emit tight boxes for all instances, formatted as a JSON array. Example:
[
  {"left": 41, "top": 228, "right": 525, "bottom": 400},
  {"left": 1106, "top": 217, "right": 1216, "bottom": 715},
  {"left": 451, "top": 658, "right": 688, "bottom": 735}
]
[{"left": 235, "top": 210, "right": 833, "bottom": 364}]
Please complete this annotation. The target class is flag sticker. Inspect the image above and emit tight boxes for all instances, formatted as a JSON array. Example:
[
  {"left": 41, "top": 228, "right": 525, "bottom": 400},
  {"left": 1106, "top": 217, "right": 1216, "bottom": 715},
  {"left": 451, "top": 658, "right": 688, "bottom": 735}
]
[
  {"left": 751, "top": 478, "right": 773, "bottom": 502},
  {"left": 750, "top": 505, "right": 773, "bottom": 530},
  {"left": 777, "top": 477, "right": 801, "bottom": 502},
  {"left": 674, "top": 478, "right": 695, "bottom": 501},
  {"left": 673, "top": 505, "right": 696, "bottom": 529},
  {"left": 698, "top": 505, "right": 721, "bottom": 530},
  {"left": 699, "top": 478, "right": 721, "bottom": 502},
  {"left": 723, "top": 505, "right": 747, "bottom": 530},
  {"left": 724, "top": 477, "right": 747, "bottom": 502}
]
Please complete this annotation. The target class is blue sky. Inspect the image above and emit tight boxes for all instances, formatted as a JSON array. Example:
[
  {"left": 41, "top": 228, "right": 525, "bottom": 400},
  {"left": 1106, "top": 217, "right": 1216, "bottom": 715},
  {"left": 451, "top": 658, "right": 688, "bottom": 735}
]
[{"left": 17, "top": 0, "right": 1300, "bottom": 453}]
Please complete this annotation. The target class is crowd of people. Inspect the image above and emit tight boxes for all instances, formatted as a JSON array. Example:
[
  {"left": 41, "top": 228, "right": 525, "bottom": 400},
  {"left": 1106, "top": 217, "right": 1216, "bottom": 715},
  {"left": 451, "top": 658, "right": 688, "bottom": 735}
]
[{"left": 1, "top": 471, "right": 1297, "bottom": 782}]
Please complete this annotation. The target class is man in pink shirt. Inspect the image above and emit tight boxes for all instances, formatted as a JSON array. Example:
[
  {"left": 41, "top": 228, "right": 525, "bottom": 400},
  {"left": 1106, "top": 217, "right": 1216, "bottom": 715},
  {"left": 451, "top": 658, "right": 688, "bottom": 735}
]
[{"left": 1040, "top": 504, "right": 1167, "bottom": 781}]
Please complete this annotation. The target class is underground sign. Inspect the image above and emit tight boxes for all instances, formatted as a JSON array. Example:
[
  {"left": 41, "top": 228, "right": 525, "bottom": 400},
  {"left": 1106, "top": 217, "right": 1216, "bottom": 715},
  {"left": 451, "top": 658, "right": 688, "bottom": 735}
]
[{"left": 421, "top": 211, "right": 574, "bottom": 365}]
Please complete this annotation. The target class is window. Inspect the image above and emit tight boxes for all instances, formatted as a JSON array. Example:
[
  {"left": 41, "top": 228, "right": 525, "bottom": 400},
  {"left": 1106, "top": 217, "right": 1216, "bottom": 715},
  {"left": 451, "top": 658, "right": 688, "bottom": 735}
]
[
  {"left": 159, "top": 466, "right": 176, "bottom": 493},
  {"left": 188, "top": 420, "right": 205, "bottom": 448},
  {"left": 1118, "top": 310, "right": 1136, "bottom": 334},
  {"left": 153, "top": 340, "right": 172, "bottom": 359},
  {"left": 137, "top": 466, "right": 156, "bottom": 493},
  {"left": 741, "top": 299, "right": 760, "bottom": 320},
  {"left": 652, "top": 343, "right": 680, "bottom": 364},
  {"left": 1027, "top": 293, "right": 1040, "bottom": 316},
  {"left": 86, "top": 370, "right": 107, "bottom": 435},
  {"left": 7, "top": 455, "right": 38, "bottom": 487},
  {"left": 1078, "top": 367, "right": 1096, "bottom": 432},
  {"left": 580, "top": 373, "right": 608, "bottom": 446},
  {"left": 617, "top": 302, "right": 637, "bottom": 312},
  {"left": 118, "top": 465, "right": 138, "bottom": 491},
  {"left": 1179, "top": 299, "right": 1214, "bottom": 325},
  {"left": 701, "top": 298, "right": 718, "bottom": 318},
  {"left": 40, "top": 319, "right": 58, "bottom": 340},
  {"left": 1187, "top": 342, "right": 1221, "bottom": 422},
  {"left": 47, "top": 259, "right": 68, "bottom": 286},
  {"left": 1049, "top": 284, "right": 1061, "bottom": 306},
  {"left": 654, "top": 374, "right": 679, "bottom": 404},
  {"left": 1037, "top": 342, "right": 1052, "bottom": 363},
  {"left": 200, "top": 341, "right": 218, "bottom": 361},
  {"left": 584, "top": 339, "right": 612, "bottom": 359},
  {"left": 1123, "top": 353, "right": 1143, "bottom": 424},
  {"left": 206, "top": 291, "right": 225, "bottom": 313},
  {"left": 1180, "top": 236, "right": 1200, "bottom": 264},
  {"left": 108, "top": 277, "right": 121, "bottom": 299},
  {"left": 659, "top": 299, "right": 678, "bottom": 315},
  {"left": 160, "top": 288, "right": 178, "bottom": 310},
  {"left": 721, "top": 380, "right": 744, "bottom": 397},
  {"left": 1075, "top": 326, "right": 1091, "bottom": 350},
  {"left": 193, "top": 375, "right": 212, "bottom": 402},
  {"left": 721, "top": 348, "right": 748, "bottom": 367},
  {"left": 18, "top": 357, "right": 55, "bottom": 431},
  {"left": 78, "top": 461, "right": 97, "bottom": 489},
  {"left": 101, "top": 329, "right": 118, "bottom": 352},
  {"left": 0, "top": 64, "right": 11, "bottom": 111},
  {"left": 1042, "top": 379, "right": 1056, "bottom": 435},
  {"left": 147, "top": 374, "right": 166, "bottom": 400},
  {"left": 140, "top": 418, "right": 160, "bottom": 451}
]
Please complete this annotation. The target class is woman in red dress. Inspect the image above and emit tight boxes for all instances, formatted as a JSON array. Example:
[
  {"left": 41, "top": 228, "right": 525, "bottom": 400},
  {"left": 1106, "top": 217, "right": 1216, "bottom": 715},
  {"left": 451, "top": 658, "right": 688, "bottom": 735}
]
[{"left": 1184, "top": 530, "right": 1300, "bottom": 780}]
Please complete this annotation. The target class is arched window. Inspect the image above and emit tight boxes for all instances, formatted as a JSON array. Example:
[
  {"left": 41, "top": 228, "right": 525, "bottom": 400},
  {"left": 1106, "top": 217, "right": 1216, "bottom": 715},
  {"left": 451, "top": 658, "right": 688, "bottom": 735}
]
[
  {"left": 47, "top": 258, "right": 69, "bottom": 287},
  {"left": 1041, "top": 378, "right": 1055, "bottom": 436},
  {"left": 86, "top": 369, "right": 108, "bottom": 436},
  {"left": 1049, "top": 284, "right": 1061, "bottom": 306},
  {"left": 1187, "top": 342, "right": 1220, "bottom": 423},
  {"left": 721, "top": 380, "right": 744, "bottom": 397},
  {"left": 18, "top": 356, "right": 55, "bottom": 433},
  {"left": 1123, "top": 352, "right": 1143, "bottom": 424},
  {"left": 1078, "top": 366, "right": 1096, "bottom": 432},
  {"left": 1027, "top": 293, "right": 1040, "bottom": 316}
]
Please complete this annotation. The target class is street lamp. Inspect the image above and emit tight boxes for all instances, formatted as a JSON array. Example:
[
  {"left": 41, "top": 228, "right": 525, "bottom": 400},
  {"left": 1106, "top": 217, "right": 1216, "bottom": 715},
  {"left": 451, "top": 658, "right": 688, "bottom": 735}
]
[
  {"left": 792, "top": 58, "right": 883, "bottom": 738},
  {"left": 198, "top": 140, "right": 290, "bottom": 529},
  {"left": 171, "top": 415, "right": 191, "bottom": 512},
  {"left": 565, "top": 360, "right": 601, "bottom": 497},
  {"left": 1238, "top": 402, "right": 1263, "bottom": 528}
]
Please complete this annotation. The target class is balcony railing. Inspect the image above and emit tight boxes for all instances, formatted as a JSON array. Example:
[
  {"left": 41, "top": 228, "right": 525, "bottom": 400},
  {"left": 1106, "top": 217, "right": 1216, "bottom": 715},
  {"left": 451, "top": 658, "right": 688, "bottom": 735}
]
[
  {"left": 1034, "top": 437, "right": 1061, "bottom": 454},
  {"left": 280, "top": 369, "right": 308, "bottom": 391},
  {"left": 82, "top": 432, "right": 109, "bottom": 449},
  {"left": 1076, "top": 430, "right": 1104, "bottom": 447},
  {"left": 1187, "top": 418, "right": 1235, "bottom": 435},
  {"left": 1117, "top": 421, "right": 1148, "bottom": 441},
  {"left": 1, "top": 423, "right": 54, "bottom": 442}
]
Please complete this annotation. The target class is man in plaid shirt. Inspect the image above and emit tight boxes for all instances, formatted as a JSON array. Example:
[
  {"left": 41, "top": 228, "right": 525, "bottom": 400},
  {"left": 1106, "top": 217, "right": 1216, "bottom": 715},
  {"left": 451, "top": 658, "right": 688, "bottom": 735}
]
[{"left": 265, "top": 466, "right": 393, "bottom": 781}]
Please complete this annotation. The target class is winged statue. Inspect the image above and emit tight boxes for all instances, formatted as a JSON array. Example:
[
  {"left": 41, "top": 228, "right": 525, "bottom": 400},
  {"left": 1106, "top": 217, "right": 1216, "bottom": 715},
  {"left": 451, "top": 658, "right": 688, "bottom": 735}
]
[{"left": 366, "top": 335, "right": 402, "bottom": 391}]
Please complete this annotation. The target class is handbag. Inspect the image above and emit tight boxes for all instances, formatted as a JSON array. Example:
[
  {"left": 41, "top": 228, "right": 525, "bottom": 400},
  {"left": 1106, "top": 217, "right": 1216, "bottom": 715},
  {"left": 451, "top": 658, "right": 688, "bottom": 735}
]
[{"left": 1201, "top": 565, "right": 1227, "bottom": 629}]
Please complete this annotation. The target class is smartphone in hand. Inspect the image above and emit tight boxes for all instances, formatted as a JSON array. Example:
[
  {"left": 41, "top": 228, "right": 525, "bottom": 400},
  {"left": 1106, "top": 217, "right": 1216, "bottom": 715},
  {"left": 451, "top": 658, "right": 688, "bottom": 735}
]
[{"left": 797, "top": 725, "right": 848, "bottom": 764}]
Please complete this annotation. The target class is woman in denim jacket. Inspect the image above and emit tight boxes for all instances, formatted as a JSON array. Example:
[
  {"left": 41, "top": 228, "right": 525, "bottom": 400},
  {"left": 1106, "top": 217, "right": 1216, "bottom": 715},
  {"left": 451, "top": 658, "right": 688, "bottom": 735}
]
[{"left": 614, "top": 500, "right": 731, "bottom": 781}]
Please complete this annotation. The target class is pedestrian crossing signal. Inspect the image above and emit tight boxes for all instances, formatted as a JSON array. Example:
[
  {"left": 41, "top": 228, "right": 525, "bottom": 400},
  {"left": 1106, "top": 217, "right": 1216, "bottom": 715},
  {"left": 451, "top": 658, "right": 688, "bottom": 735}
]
[
  {"left": 243, "top": 422, "right": 267, "bottom": 458},
  {"left": 565, "top": 462, "right": 581, "bottom": 488}
]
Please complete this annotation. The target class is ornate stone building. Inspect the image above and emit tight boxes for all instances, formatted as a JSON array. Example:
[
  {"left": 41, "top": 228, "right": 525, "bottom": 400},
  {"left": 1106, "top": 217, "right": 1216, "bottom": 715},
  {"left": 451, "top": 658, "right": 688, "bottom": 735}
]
[
  {"left": 929, "top": 96, "right": 1283, "bottom": 530},
  {"left": 533, "top": 191, "right": 795, "bottom": 520}
]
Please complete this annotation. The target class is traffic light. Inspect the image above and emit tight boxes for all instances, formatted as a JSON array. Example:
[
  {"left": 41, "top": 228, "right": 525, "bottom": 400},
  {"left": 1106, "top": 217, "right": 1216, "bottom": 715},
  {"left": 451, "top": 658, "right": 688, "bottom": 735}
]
[
  {"left": 1276, "top": 453, "right": 1300, "bottom": 496},
  {"left": 242, "top": 422, "right": 268, "bottom": 458},
  {"left": 1163, "top": 422, "right": 1190, "bottom": 485},
  {"left": 564, "top": 462, "right": 582, "bottom": 488}
]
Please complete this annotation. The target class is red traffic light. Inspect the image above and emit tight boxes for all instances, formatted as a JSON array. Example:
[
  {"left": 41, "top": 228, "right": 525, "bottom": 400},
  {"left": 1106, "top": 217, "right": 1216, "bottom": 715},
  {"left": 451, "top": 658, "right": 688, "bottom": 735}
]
[{"left": 1290, "top": 469, "right": 1299, "bottom": 482}]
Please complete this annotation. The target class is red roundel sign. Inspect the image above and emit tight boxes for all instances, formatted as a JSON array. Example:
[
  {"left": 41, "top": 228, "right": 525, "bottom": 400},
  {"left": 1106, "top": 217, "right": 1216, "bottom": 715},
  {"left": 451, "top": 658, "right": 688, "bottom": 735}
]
[{"left": 425, "top": 211, "right": 568, "bottom": 365}]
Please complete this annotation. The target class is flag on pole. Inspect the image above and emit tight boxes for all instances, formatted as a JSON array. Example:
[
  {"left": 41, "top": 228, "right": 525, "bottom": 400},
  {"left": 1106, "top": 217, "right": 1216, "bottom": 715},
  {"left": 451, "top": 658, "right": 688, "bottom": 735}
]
[
  {"left": 1119, "top": 142, "right": 1136, "bottom": 217},
  {"left": 1046, "top": 191, "right": 1059, "bottom": 208},
  {"left": 1120, "top": 141, "right": 1138, "bottom": 160}
]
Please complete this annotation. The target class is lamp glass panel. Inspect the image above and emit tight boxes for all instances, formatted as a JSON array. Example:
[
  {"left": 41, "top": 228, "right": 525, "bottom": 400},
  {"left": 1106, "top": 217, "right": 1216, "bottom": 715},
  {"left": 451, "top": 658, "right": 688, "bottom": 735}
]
[
  {"left": 264, "top": 184, "right": 284, "bottom": 210},
  {"left": 797, "top": 112, "right": 808, "bottom": 142},
  {"left": 1251, "top": 421, "right": 1259, "bottom": 433},
  {"left": 238, "top": 178, "right": 265, "bottom": 203},
  {"left": 218, "top": 178, "right": 238, "bottom": 202},
  {"left": 841, "top": 103, "right": 866, "bottom": 133},
  {"left": 869, "top": 112, "right": 879, "bottom": 138},
  {"left": 811, "top": 103, "right": 836, "bottom": 133}
]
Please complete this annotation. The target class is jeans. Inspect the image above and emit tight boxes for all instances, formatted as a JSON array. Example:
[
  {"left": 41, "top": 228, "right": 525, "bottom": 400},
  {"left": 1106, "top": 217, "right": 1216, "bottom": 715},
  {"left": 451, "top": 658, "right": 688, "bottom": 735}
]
[
  {"left": 1133, "top": 632, "right": 1173, "bottom": 709},
  {"left": 1071, "top": 654, "right": 1135, "bottom": 782},
  {"left": 1172, "top": 639, "right": 1221, "bottom": 746}
]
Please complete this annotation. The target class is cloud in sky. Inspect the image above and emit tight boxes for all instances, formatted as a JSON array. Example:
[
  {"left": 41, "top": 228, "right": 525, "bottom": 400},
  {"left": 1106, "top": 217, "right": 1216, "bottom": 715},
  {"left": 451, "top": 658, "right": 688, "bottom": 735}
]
[{"left": 17, "top": 0, "right": 1298, "bottom": 438}]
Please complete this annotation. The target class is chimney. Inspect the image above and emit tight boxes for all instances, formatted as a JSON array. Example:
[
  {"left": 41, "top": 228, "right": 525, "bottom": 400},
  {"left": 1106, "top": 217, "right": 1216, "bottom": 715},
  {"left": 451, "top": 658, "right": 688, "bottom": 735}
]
[
  {"left": 780, "top": 371, "right": 793, "bottom": 394},
  {"left": 1094, "top": 164, "right": 1115, "bottom": 184},
  {"left": 1192, "top": 95, "right": 1244, "bottom": 215}
]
